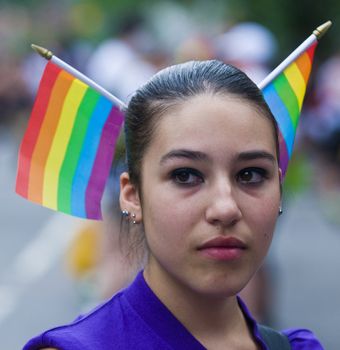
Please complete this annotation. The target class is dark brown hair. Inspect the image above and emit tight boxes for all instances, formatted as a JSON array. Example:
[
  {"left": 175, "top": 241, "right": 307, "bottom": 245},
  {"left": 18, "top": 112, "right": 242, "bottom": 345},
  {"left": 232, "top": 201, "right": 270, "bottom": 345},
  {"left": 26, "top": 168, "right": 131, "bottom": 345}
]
[{"left": 125, "top": 60, "right": 278, "bottom": 189}]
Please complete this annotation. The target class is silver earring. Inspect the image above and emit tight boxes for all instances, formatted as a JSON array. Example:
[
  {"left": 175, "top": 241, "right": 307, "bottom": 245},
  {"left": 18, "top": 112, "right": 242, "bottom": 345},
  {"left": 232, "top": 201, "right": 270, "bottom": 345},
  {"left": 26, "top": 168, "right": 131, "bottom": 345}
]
[
  {"left": 278, "top": 206, "right": 283, "bottom": 216},
  {"left": 132, "top": 213, "right": 137, "bottom": 224},
  {"left": 121, "top": 210, "right": 130, "bottom": 218}
]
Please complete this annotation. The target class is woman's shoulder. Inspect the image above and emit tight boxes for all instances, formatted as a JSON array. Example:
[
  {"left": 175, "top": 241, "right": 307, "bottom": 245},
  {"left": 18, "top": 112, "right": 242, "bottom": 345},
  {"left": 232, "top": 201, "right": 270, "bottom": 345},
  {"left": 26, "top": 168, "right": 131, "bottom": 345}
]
[
  {"left": 283, "top": 328, "right": 324, "bottom": 349},
  {"left": 23, "top": 291, "right": 127, "bottom": 350}
]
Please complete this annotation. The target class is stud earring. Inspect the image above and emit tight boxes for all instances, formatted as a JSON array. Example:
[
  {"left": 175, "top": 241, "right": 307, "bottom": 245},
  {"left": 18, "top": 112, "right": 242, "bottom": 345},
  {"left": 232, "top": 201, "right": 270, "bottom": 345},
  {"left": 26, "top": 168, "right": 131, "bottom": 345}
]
[
  {"left": 278, "top": 206, "right": 283, "bottom": 216},
  {"left": 121, "top": 210, "right": 130, "bottom": 218},
  {"left": 132, "top": 213, "right": 137, "bottom": 224}
]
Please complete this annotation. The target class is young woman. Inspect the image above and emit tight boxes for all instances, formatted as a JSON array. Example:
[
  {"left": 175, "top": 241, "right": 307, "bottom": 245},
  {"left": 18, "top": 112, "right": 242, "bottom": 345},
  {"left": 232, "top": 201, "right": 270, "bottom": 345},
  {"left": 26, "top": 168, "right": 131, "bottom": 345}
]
[{"left": 24, "top": 60, "right": 324, "bottom": 349}]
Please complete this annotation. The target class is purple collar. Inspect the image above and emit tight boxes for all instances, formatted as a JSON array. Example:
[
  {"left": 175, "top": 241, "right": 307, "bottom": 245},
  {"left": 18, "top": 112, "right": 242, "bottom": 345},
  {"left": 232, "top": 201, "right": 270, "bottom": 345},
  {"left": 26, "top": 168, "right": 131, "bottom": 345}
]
[{"left": 124, "top": 271, "right": 267, "bottom": 349}]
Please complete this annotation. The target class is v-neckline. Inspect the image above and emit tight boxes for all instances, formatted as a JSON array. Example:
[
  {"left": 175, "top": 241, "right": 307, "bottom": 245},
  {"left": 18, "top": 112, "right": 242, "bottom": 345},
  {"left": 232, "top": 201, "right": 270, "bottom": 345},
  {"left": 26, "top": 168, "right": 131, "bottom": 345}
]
[{"left": 124, "top": 271, "right": 268, "bottom": 349}]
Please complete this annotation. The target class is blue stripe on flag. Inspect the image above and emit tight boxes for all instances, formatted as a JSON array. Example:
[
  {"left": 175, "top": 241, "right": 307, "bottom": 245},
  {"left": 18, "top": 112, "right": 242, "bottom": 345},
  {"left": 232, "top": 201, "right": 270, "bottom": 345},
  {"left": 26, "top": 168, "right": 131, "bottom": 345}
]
[
  {"left": 71, "top": 95, "right": 112, "bottom": 217},
  {"left": 262, "top": 84, "right": 295, "bottom": 157}
]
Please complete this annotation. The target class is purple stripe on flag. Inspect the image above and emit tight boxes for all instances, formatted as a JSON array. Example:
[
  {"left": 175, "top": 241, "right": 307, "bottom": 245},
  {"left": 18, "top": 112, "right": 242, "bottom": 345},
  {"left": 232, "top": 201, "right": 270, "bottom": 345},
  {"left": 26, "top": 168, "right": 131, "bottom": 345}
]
[
  {"left": 85, "top": 106, "right": 124, "bottom": 219},
  {"left": 278, "top": 129, "right": 289, "bottom": 178}
]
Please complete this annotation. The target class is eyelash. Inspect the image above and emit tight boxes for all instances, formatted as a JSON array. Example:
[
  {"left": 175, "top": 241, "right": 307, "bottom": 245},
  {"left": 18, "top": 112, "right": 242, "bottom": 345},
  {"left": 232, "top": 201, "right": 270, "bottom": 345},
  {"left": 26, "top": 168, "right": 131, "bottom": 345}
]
[
  {"left": 170, "top": 168, "right": 204, "bottom": 186},
  {"left": 170, "top": 167, "right": 269, "bottom": 187},
  {"left": 237, "top": 167, "right": 268, "bottom": 185}
]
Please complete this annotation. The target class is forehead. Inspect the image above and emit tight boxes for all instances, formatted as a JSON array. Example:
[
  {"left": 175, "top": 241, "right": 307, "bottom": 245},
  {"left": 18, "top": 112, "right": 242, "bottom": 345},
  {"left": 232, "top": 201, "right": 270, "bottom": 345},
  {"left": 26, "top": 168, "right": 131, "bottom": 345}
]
[{"left": 149, "top": 94, "right": 277, "bottom": 158}]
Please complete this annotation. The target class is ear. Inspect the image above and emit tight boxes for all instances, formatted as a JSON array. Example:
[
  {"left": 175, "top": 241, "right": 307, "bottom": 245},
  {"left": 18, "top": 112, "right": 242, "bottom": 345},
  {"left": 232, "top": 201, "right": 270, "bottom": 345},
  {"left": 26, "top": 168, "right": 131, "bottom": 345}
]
[
  {"left": 119, "top": 172, "right": 142, "bottom": 222},
  {"left": 278, "top": 167, "right": 283, "bottom": 198},
  {"left": 278, "top": 167, "right": 283, "bottom": 183}
]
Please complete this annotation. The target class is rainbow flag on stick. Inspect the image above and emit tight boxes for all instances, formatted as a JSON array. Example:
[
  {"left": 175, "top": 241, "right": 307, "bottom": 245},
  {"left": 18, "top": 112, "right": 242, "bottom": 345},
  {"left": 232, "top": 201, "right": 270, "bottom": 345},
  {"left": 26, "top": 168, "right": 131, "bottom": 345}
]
[
  {"left": 16, "top": 46, "right": 126, "bottom": 220},
  {"left": 259, "top": 21, "right": 331, "bottom": 177}
]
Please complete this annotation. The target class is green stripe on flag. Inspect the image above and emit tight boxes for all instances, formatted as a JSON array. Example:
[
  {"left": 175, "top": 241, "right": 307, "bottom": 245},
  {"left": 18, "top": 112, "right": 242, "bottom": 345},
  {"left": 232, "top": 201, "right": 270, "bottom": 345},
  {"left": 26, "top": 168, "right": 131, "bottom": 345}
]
[
  {"left": 273, "top": 74, "right": 300, "bottom": 129},
  {"left": 57, "top": 88, "right": 101, "bottom": 213}
]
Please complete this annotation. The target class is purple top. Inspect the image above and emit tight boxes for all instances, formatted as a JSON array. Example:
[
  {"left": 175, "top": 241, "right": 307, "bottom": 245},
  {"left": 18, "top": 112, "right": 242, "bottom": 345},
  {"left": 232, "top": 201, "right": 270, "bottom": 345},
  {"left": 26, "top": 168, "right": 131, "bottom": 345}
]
[{"left": 23, "top": 271, "right": 324, "bottom": 350}]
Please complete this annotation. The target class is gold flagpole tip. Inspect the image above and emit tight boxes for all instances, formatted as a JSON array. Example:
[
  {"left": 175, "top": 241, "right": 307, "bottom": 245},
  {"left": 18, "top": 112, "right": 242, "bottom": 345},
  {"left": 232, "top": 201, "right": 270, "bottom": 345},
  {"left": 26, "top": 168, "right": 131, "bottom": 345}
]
[
  {"left": 313, "top": 20, "right": 332, "bottom": 40},
  {"left": 31, "top": 44, "right": 53, "bottom": 60}
]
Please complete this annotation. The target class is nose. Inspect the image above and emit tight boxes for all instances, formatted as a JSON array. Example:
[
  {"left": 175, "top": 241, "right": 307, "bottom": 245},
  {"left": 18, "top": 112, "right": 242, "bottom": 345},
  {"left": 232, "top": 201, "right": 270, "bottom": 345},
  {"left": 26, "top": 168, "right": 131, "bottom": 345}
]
[{"left": 205, "top": 179, "right": 242, "bottom": 227}]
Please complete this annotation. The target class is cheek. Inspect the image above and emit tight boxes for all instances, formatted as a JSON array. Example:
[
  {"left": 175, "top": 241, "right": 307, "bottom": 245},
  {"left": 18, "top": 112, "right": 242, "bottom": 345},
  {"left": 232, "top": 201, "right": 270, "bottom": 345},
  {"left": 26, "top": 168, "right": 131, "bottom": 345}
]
[
  {"left": 244, "top": 189, "right": 280, "bottom": 242},
  {"left": 142, "top": 189, "right": 184, "bottom": 250},
  {"left": 255, "top": 201, "right": 279, "bottom": 250},
  {"left": 141, "top": 183, "right": 201, "bottom": 257}
]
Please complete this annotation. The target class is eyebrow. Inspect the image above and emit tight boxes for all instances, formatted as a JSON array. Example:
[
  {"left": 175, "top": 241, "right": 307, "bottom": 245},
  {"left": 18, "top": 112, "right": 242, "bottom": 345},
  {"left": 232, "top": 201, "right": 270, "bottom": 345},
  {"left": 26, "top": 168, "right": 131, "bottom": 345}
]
[
  {"left": 237, "top": 151, "right": 276, "bottom": 163},
  {"left": 160, "top": 149, "right": 209, "bottom": 164},
  {"left": 160, "top": 149, "right": 276, "bottom": 165}
]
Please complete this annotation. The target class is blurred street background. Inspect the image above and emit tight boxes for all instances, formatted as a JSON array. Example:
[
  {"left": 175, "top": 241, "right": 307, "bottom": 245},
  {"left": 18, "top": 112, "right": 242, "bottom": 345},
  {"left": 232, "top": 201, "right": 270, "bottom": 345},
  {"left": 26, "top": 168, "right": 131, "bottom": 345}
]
[{"left": 0, "top": 0, "right": 339, "bottom": 349}]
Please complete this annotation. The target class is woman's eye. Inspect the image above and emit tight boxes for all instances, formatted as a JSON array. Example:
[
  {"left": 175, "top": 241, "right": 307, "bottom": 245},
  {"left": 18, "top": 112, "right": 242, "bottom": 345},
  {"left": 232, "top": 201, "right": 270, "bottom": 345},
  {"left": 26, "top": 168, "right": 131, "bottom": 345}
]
[
  {"left": 171, "top": 168, "right": 204, "bottom": 186},
  {"left": 238, "top": 168, "right": 267, "bottom": 184}
]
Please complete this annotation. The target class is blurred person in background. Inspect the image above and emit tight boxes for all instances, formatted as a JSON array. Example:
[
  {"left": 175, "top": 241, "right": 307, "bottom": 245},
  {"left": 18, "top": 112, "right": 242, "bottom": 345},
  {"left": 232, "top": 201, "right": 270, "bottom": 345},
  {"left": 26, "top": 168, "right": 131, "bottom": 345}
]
[
  {"left": 214, "top": 22, "right": 277, "bottom": 84},
  {"left": 174, "top": 34, "right": 216, "bottom": 63},
  {"left": 85, "top": 15, "right": 156, "bottom": 104},
  {"left": 0, "top": 53, "right": 31, "bottom": 141}
]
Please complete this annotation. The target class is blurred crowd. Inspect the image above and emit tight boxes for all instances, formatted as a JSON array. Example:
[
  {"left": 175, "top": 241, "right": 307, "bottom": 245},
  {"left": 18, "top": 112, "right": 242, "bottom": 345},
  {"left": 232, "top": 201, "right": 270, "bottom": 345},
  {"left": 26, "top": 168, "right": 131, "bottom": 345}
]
[{"left": 1, "top": 0, "right": 339, "bottom": 327}]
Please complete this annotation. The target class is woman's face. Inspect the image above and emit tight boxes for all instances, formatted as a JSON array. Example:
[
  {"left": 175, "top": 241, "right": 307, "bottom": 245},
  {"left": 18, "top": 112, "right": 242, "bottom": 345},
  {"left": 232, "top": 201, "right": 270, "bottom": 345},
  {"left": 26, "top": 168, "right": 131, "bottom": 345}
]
[{"left": 138, "top": 93, "right": 281, "bottom": 297}]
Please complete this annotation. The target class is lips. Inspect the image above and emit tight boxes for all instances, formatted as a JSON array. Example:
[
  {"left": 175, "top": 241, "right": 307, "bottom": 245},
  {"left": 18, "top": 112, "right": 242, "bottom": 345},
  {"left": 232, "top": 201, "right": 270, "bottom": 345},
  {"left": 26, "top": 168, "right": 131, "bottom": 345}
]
[
  {"left": 197, "top": 236, "right": 247, "bottom": 261},
  {"left": 199, "top": 236, "right": 247, "bottom": 250}
]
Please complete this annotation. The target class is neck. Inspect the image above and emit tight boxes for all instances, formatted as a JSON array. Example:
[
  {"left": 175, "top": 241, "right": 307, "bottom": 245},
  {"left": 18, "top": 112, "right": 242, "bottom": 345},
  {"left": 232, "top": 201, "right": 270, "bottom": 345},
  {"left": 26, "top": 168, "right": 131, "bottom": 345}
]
[{"left": 143, "top": 264, "right": 251, "bottom": 345}]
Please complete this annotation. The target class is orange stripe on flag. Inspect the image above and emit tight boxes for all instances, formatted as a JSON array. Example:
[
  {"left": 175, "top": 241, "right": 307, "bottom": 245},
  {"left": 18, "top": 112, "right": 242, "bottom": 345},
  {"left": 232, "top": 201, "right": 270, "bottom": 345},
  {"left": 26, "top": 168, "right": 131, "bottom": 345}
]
[
  {"left": 295, "top": 52, "right": 312, "bottom": 84},
  {"left": 28, "top": 70, "right": 74, "bottom": 203}
]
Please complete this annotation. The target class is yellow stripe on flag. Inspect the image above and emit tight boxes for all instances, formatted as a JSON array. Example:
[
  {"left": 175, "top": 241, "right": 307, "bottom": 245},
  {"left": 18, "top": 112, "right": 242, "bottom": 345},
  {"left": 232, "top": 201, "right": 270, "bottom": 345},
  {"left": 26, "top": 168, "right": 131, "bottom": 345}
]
[
  {"left": 284, "top": 62, "right": 306, "bottom": 111},
  {"left": 43, "top": 79, "right": 88, "bottom": 209}
]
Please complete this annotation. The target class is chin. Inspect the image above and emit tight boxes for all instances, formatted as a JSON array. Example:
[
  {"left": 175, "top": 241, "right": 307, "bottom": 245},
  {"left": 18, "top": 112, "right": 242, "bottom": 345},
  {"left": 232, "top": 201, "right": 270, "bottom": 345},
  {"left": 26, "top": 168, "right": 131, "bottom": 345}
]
[
  {"left": 189, "top": 273, "right": 250, "bottom": 299},
  {"left": 193, "top": 284, "right": 244, "bottom": 300}
]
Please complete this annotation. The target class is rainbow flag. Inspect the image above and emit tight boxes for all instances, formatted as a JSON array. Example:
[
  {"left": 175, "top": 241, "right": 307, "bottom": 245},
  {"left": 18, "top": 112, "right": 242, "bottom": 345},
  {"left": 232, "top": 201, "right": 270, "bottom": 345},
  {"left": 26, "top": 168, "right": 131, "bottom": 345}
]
[
  {"left": 261, "top": 42, "right": 317, "bottom": 176},
  {"left": 16, "top": 61, "right": 124, "bottom": 220}
]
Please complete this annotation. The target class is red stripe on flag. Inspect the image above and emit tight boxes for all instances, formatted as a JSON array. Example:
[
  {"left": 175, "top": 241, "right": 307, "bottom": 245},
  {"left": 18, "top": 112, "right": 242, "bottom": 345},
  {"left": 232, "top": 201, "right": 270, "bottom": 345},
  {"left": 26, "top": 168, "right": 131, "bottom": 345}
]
[
  {"left": 28, "top": 69, "right": 74, "bottom": 203},
  {"left": 307, "top": 41, "right": 317, "bottom": 62},
  {"left": 16, "top": 62, "right": 62, "bottom": 197}
]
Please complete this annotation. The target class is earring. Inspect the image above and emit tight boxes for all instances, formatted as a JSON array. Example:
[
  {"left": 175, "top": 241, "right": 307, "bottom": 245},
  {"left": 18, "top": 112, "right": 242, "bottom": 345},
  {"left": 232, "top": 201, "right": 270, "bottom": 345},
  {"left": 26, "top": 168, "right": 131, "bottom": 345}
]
[
  {"left": 122, "top": 210, "right": 138, "bottom": 224},
  {"left": 132, "top": 213, "right": 137, "bottom": 224},
  {"left": 278, "top": 206, "right": 283, "bottom": 216},
  {"left": 121, "top": 210, "right": 130, "bottom": 218}
]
